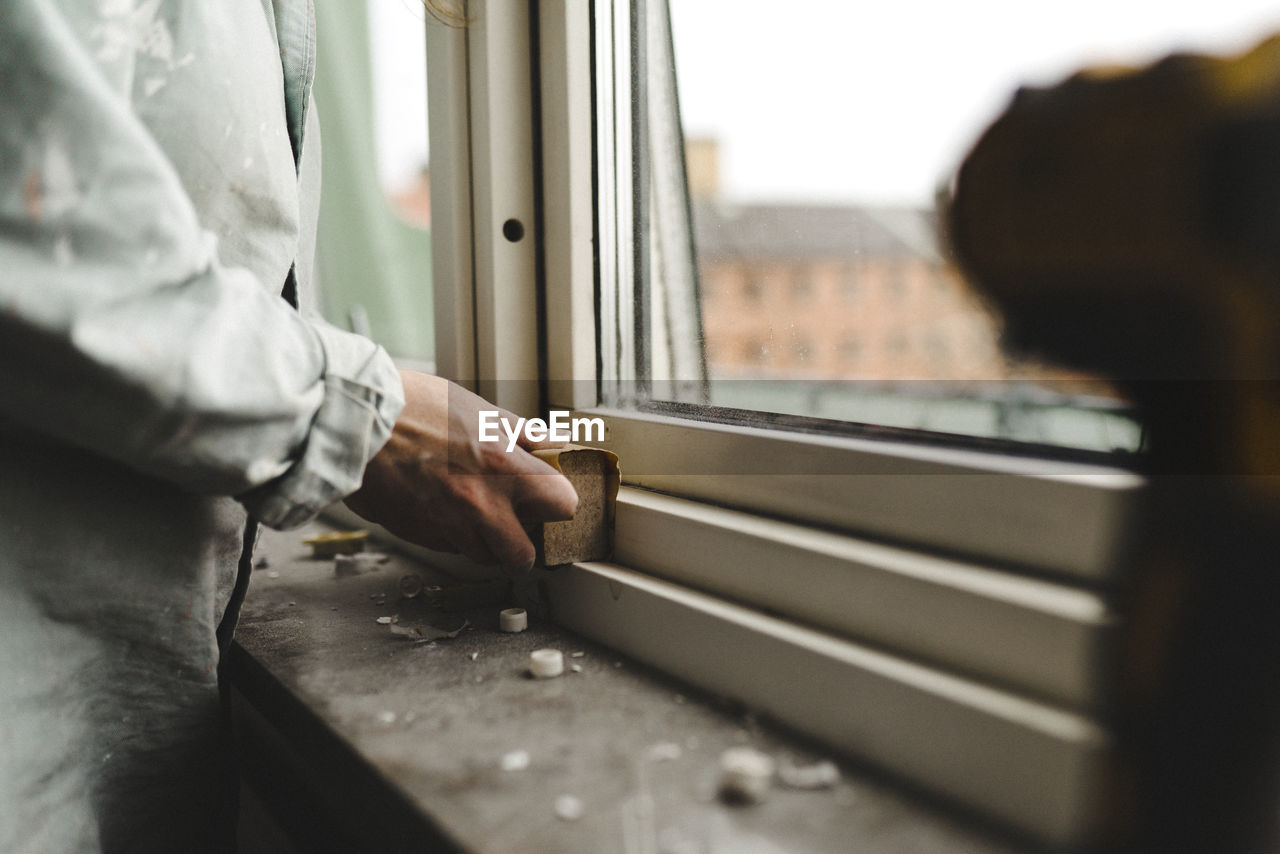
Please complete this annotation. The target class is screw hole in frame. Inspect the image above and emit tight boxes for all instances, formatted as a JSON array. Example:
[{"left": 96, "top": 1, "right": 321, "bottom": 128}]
[{"left": 502, "top": 218, "right": 525, "bottom": 242}]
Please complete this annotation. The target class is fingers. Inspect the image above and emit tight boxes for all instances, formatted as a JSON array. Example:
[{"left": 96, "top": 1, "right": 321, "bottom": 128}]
[
  {"left": 484, "top": 443, "right": 579, "bottom": 522},
  {"left": 478, "top": 502, "right": 539, "bottom": 575},
  {"left": 461, "top": 471, "right": 574, "bottom": 573},
  {"left": 513, "top": 471, "right": 578, "bottom": 523}
]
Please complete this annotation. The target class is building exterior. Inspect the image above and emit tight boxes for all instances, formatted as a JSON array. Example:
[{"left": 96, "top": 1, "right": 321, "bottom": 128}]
[{"left": 694, "top": 200, "right": 1009, "bottom": 382}]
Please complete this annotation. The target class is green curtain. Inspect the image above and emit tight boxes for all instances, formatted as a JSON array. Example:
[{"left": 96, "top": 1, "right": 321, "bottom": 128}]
[{"left": 312, "top": 0, "right": 435, "bottom": 361}]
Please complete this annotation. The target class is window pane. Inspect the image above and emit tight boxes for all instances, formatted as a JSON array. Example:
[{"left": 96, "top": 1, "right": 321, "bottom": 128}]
[
  {"left": 312, "top": 0, "right": 434, "bottom": 364},
  {"left": 637, "top": 0, "right": 1280, "bottom": 453}
]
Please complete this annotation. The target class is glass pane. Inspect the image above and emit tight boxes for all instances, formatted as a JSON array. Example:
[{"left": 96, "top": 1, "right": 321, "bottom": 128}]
[
  {"left": 371, "top": 0, "right": 431, "bottom": 228},
  {"left": 312, "top": 0, "right": 434, "bottom": 364},
  {"left": 648, "top": 0, "right": 1280, "bottom": 453}
]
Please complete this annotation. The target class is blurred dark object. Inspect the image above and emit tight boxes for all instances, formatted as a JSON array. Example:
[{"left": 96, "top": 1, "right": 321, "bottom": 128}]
[{"left": 946, "top": 35, "right": 1280, "bottom": 854}]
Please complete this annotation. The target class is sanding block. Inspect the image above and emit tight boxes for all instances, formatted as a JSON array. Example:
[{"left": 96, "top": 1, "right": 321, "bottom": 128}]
[{"left": 531, "top": 445, "right": 620, "bottom": 566}]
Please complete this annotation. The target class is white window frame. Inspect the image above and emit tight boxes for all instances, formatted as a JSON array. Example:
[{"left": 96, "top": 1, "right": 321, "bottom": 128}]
[{"left": 425, "top": 2, "right": 1144, "bottom": 846}]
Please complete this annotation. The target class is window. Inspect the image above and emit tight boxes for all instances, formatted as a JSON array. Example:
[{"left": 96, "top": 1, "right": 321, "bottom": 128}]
[
  {"left": 838, "top": 331, "right": 860, "bottom": 362},
  {"left": 789, "top": 331, "right": 814, "bottom": 364},
  {"left": 421, "top": 1, "right": 1280, "bottom": 848},
  {"left": 640, "top": 1, "right": 1278, "bottom": 459},
  {"left": 790, "top": 274, "right": 814, "bottom": 304},
  {"left": 839, "top": 265, "right": 861, "bottom": 302},
  {"left": 640, "top": 0, "right": 1280, "bottom": 458},
  {"left": 882, "top": 264, "right": 908, "bottom": 303}
]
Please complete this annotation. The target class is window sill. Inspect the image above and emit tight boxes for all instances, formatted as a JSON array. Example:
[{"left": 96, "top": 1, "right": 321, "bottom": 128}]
[{"left": 230, "top": 519, "right": 1035, "bottom": 854}]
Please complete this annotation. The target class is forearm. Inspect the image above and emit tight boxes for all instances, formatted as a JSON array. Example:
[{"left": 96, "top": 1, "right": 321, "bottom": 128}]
[{"left": 0, "top": 0, "right": 404, "bottom": 528}]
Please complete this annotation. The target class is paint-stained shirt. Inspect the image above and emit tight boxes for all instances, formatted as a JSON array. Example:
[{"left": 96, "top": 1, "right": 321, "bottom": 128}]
[{"left": 0, "top": 1, "right": 404, "bottom": 851}]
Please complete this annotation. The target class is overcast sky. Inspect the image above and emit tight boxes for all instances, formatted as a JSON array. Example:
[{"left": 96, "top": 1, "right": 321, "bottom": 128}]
[
  {"left": 371, "top": 0, "right": 1280, "bottom": 207},
  {"left": 670, "top": 0, "right": 1280, "bottom": 206}
]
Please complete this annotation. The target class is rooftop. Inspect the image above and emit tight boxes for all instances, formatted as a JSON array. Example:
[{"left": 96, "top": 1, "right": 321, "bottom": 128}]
[{"left": 692, "top": 201, "right": 943, "bottom": 263}]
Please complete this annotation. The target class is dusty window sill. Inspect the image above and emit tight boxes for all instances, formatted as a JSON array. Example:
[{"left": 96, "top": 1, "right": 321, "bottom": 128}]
[{"left": 230, "top": 519, "right": 1033, "bottom": 854}]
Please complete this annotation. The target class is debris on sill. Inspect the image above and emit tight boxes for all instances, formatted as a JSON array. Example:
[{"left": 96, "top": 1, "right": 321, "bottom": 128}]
[
  {"left": 389, "top": 618, "right": 469, "bottom": 643},
  {"left": 399, "top": 573, "right": 424, "bottom": 599},
  {"left": 334, "top": 552, "right": 389, "bottom": 576},
  {"left": 303, "top": 529, "right": 369, "bottom": 558},
  {"left": 529, "top": 648, "right": 564, "bottom": 679},
  {"left": 570, "top": 651, "right": 584, "bottom": 658},
  {"left": 469, "top": 651, "right": 480, "bottom": 661},
  {"left": 569, "top": 663, "right": 583, "bottom": 674},
  {"left": 265, "top": 571, "right": 280, "bottom": 579},
  {"left": 375, "top": 615, "right": 398, "bottom": 625},
  {"left": 777, "top": 759, "right": 840, "bottom": 791},
  {"left": 253, "top": 555, "right": 270, "bottom": 569},
  {"left": 646, "top": 742, "right": 682, "bottom": 762},
  {"left": 500, "top": 749, "right": 530, "bottom": 772},
  {"left": 717, "top": 747, "right": 775, "bottom": 805},
  {"left": 499, "top": 607, "right": 528, "bottom": 633},
  {"left": 554, "top": 794, "right": 585, "bottom": 822}
]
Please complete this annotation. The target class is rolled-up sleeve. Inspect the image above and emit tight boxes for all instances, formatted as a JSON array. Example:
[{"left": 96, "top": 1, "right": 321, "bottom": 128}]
[
  {"left": 0, "top": 0, "right": 404, "bottom": 529},
  {"left": 239, "top": 324, "right": 403, "bottom": 529}
]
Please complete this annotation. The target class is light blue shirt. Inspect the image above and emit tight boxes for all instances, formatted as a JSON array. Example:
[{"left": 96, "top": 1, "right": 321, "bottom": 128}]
[{"left": 0, "top": 1, "right": 404, "bottom": 850}]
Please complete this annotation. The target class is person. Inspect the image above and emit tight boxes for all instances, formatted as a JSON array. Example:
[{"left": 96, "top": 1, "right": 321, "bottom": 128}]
[{"left": 0, "top": 2, "right": 577, "bottom": 852}]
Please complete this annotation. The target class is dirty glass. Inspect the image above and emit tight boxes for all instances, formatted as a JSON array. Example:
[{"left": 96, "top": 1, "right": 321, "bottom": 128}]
[{"left": 627, "top": 0, "right": 1280, "bottom": 454}]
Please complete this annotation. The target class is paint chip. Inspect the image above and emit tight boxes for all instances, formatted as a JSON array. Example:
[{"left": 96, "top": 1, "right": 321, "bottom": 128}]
[
  {"left": 399, "top": 573, "right": 424, "bottom": 599},
  {"left": 646, "top": 742, "right": 682, "bottom": 762},
  {"left": 389, "top": 618, "right": 468, "bottom": 642},
  {"left": 777, "top": 759, "right": 840, "bottom": 791},
  {"left": 500, "top": 749, "right": 530, "bottom": 772},
  {"left": 554, "top": 794, "right": 584, "bottom": 821},
  {"left": 718, "top": 747, "right": 775, "bottom": 805}
]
